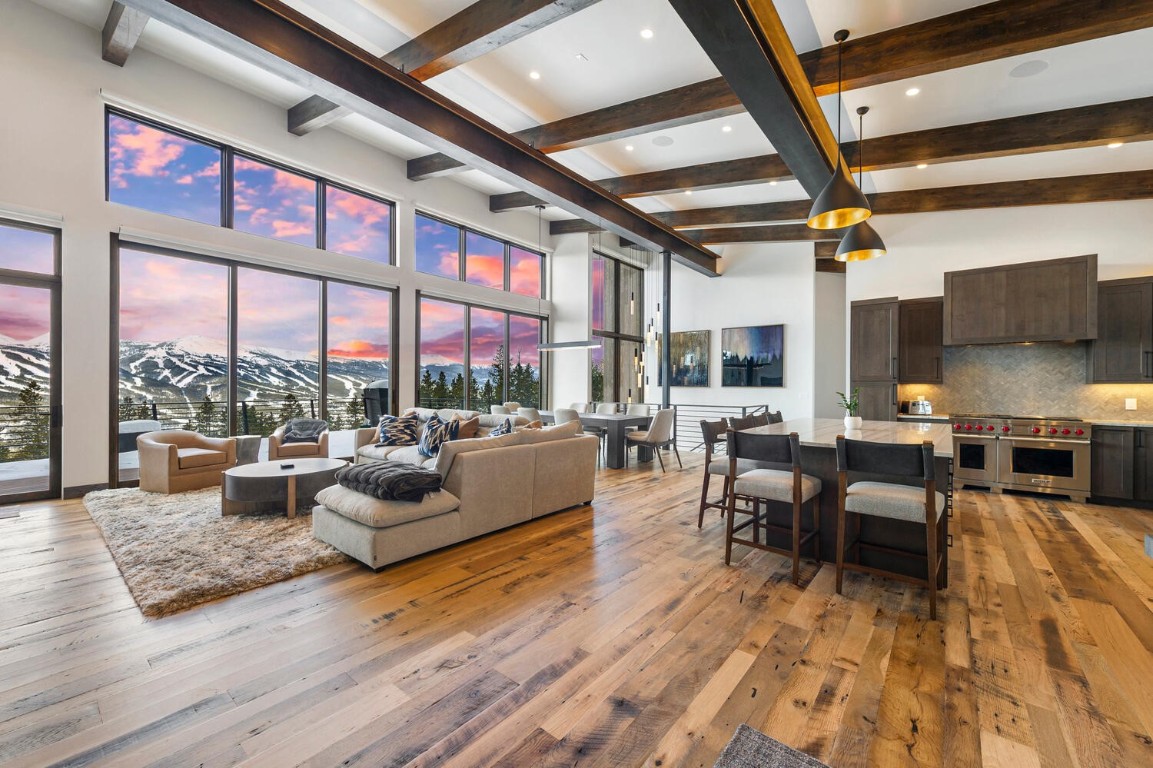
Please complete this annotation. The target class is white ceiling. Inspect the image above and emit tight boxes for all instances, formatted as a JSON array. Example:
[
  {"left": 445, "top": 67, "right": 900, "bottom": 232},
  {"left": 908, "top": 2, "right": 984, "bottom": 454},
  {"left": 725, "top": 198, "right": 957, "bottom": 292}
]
[{"left": 30, "top": 0, "right": 1153, "bottom": 223}]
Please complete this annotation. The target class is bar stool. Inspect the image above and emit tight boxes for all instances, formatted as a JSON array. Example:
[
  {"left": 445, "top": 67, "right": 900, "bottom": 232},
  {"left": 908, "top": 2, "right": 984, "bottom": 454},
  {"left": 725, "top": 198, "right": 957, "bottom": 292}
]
[
  {"left": 835, "top": 435, "right": 947, "bottom": 619},
  {"left": 725, "top": 430, "right": 821, "bottom": 584}
]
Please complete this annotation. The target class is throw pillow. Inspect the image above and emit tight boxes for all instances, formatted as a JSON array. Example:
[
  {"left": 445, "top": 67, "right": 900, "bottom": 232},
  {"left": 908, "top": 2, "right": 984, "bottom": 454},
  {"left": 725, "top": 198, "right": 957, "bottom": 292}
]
[
  {"left": 281, "top": 417, "right": 327, "bottom": 444},
  {"left": 376, "top": 414, "right": 419, "bottom": 446},
  {"left": 418, "top": 413, "right": 459, "bottom": 457},
  {"left": 488, "top": 417, "right": 513, "bottom": 437},
  {"left": 451, "top": 414, "right": 481, "bottom": 439}
]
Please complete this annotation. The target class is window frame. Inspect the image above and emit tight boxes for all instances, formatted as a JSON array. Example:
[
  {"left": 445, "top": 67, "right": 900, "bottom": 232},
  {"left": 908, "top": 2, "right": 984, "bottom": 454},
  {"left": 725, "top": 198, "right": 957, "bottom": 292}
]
[
  {"left": 414, "top": 209, "right": 545, "bottom": 298},
  {"left": 590, "top": 250, "right": 645, "bottom": 403}
]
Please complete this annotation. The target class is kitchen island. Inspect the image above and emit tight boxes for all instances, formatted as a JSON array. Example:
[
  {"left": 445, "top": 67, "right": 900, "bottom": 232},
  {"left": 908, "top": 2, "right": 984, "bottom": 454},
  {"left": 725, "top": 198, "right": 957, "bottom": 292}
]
[{"left": 736, "top": 418, "right": 952, "bottom": 586}]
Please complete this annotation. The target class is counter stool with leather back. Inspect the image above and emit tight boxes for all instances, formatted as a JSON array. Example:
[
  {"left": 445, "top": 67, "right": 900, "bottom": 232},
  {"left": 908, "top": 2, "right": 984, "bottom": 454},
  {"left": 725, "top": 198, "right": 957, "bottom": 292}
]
[
  {"left": 835, "top": 435, "right": 947, "bottom": 619},
  {"left": 724, "top": 431, "right": 821, "bottom": 584},
  {"left": 698, "top": 418, "right": 732, "bottom": 527}
]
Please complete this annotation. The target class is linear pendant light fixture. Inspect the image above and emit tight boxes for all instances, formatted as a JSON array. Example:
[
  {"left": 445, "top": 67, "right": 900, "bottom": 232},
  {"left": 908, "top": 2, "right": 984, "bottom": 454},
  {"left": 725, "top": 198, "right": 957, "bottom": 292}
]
[
  {"left": 807, "top": 29, "right": 872, "bottom": 230},
  {"left": 837, "top": 106, "right": 887, "bottom": 262},
  {"left": 538, "top": 205, "right": 602, "bottom": 352}
]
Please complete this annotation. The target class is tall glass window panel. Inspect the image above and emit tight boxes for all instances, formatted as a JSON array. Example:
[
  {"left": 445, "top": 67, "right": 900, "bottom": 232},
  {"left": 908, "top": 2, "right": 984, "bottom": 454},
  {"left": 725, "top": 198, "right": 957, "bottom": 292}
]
[
  {"left": 591, "top": 255, "right": 606, "bottom": 331},
  {"left": 237, "top": 268, "right": 320, "bottom": 435},
  {"left": 414, "top": 214, "right": 460, "bottom": 279},
  {"left": 118, "top": 249, "right": 228, "bottom": 483},
  {"left": 469, "top": 307, "right": 506, "bottom": 413},
  {"left": 325, "top": 186, "right": 392, "bottom": 264},
  {"left": 326, "top": 283, "right": 391, "bottom": 430},
  {"left": 619, "top": 339, "right": 643, "bottom": 404},
  {"left": 107, "top": 113, "right": 222, "bottom": 226},
  {"left": 0, "top": 223, "right": 55, "bottom": 275},
  {"left": 419, "top": 298, "right": 465, "bottom": 409},
  {"left": 233, "top": 155, "right": 318, "bottom": 247},
  {"left": 509, "top": 246, "right": 542, "bottom": 297},
  {"left": 465, "top": 231, "right": 505, "bottom": 289},
  {"left": 590, "top": 343, "right": 606, "bottom": 402},
  {"left": 508, "top": 315, "right": 542, "bottom": 408},
  {"left": 0, "top": 283, "right": 52, "bottom": 495},
  {"left": 619, "top": 263, "right": 643, "bottom": 337}
]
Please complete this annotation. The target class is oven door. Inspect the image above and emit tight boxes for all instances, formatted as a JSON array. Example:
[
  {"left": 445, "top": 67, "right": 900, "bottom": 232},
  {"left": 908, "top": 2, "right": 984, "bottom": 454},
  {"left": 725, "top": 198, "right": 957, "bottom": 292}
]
[
  {"left": 953, "top": 435, "right": 998, "bottom": 484},
  {"left": 997, "top": 437, "right": 1090, "bottom": 494}
]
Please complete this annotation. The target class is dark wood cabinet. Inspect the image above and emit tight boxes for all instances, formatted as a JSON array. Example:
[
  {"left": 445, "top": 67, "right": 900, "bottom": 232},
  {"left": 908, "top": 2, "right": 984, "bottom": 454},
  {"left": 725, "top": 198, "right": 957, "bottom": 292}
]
[
  {"left": 850, "top": 298, "right": 899, "bottom": 421},
  {"left": 1089, "top": 279, "right": 1153, "bottom": 383},
  {"left": 1136, "top": 428, "right": 1153, "bottom": 501},
  {"left": 1091, "top": 427, "right": 1134, "bottom": 500},
  {"left": 899, "top": 298, "right": 943, "bottom": 383},
  {"left": 944, "top": 254, "right": 1097, "bottom": 345}
]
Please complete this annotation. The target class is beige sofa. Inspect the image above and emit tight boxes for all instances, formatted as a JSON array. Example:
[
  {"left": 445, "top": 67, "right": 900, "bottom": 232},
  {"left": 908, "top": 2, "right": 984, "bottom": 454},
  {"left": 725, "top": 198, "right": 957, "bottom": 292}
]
[
  {"left": 137, "top": 430, "right": 237, "bottom": 493},
  {"left": 312, "top": 409, "right": 599, "bottom": 569}
]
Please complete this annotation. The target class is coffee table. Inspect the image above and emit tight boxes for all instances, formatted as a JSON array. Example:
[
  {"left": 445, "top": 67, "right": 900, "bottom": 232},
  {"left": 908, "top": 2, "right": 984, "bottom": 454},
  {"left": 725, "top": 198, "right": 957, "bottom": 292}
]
[{"left": 221, "top": 458, "right": 347, "bottom": 518}]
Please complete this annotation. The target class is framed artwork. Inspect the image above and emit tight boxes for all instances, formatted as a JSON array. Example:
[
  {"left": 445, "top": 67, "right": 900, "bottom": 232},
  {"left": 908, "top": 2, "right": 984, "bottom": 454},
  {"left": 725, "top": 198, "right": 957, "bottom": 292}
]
[
  {"left": 659, "top": 330, "right": 710, "bottom": 386},
  {"left": 721, "top": 324, "right": 784, "bottom": 387}
]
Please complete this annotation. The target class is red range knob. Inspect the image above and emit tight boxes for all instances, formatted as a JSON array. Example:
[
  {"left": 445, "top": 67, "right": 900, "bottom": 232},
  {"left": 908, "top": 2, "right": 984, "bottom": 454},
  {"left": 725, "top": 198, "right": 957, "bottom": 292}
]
[
  {"left": 954, "top": 423, "right": 962, "bottom": 430},
  {"left": 965, "top": 424, "right": 973, "bottom": 431},
  {"left": 986, "top": 425, "right": 995, "bottom": 431},
  {"left": 1032, "top": 426, "right": 1041, "bottom": 434},
  {"left": 1075, "top": 428, "right": 1084, "bottom": 436},
  {"left": 1002, "top": 425, "right": 1011, "bottom": 432},
  {"left": 1049, "top": 427, "right": 1059, "bottom": 434},
  {"left": 1061, "top": 428, "right": 1071, "bottom": 435}
]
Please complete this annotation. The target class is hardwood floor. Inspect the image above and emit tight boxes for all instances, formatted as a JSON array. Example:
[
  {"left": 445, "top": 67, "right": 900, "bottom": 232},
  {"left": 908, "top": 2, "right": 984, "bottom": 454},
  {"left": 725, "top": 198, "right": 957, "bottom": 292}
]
[{"left": 1, "top": 453, "right": 1151, "bottom": 766}]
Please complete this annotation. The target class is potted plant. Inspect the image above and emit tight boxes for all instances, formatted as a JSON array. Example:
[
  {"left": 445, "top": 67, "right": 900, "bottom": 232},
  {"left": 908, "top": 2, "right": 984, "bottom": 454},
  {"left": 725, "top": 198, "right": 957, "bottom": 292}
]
[{"left": 837, "top": 388, "right": 862, "bottom": 430}]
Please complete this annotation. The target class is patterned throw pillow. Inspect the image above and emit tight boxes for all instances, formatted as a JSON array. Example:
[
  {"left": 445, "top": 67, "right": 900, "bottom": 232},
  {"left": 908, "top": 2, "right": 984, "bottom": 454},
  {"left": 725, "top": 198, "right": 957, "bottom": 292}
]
[
  {"left": 451, "top": 414, "right": 481, "bottom": 439},
  {"left": 488, "top": 417, "right": 513, "bottom": 437},
  {"left": 418, "top": 414, "right": 460, "bottom": 457},
  {"left": 376, "top": 414, "right": 419, "bottom": 446}
]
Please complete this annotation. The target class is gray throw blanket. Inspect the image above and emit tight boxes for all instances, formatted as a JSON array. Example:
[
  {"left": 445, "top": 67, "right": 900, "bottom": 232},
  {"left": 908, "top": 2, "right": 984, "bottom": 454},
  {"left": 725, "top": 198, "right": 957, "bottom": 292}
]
[
  {"left": 336, "top": 461, "right": 442, "bottom": 502},
  {"left": 281, "top": 418, "right": 328, "bottom": 444}
]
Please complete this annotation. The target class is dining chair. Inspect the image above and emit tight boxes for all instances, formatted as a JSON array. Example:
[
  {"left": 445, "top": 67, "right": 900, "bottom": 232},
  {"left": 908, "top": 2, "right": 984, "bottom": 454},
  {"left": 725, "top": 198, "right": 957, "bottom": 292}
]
[
  {"left": 625, "top": 403, "right": 650, "bottom": 417},
  {"left": 727, "top": 413, "right": 761, "bottom": 431},
  {"left": 502, "top": 401, "right": 522, "bottom": 412},
  {"left": 490, "top": 405, "right": 510, "bottom": 415},
  {"left": 698, "top": 418, "right": 732, "bottom": 527},
  {"left": 596, "top": 402, "right": 619, "bottom": 414},
  {"left": 835, "top": 435, "right": 947, "bottom": 619},
  {"left": 553, "top": 408, "right": 581, "bottom": 425},
  {"left": 517, "top": 407, "right": 542, "bottom": 423},
  {"left": 725, "top": 430, "right": 821, "bottom": 584},
  {"left": 625, "top": 408, "right": 681, "bottom": 472},
  {"left": 569, "top": 402, "right": 590, "bottom": 413},
  {"left": 766, "top": 410, "right": 784, "bottom": 424}
]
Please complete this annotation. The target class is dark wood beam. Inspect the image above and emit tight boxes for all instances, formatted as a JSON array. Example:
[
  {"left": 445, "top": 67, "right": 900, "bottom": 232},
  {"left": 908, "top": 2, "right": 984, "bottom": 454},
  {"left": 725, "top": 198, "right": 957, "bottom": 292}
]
[
  {"left": 803, "top": 0, "right": 1153, "bottom": 96},
  {"left": 101, "top": 2, "right": 148, "bottom": 66},
  {"left": 815, "top": 242, "right": 845, "bottom": 273},
  {"left": 122, "top": 0, "right": 719, "bottom": 275},
  {"left": 289, "top": 0, "right": 600, "bottom": 137},
  {"left": 288, "top": 94, "right": 352, "bottom": 136},
  {"left": 409, "top": 77, "right": 743, "bottom": 179},
  {"left": 667, "top": 0, "right": 837, "bottom": 198},
  {"left": 681, "top": 225, "right": 843, "bottom": 244}
]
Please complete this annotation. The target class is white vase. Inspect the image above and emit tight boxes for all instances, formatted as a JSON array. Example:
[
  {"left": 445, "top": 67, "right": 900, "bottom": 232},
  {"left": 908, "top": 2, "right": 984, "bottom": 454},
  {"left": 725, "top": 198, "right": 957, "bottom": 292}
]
[{"left": 844, "top": 415, "right": 863, "bottom": 430}]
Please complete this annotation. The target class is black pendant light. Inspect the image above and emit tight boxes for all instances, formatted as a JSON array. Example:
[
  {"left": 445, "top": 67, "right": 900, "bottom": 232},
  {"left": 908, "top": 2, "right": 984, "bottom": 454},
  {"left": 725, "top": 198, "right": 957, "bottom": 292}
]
[
  {"left": 836, "top": 106, "right": 887, "bottom": 262},
  {"left": 807, "top": 29, "right": 871, "bottom": 230}
]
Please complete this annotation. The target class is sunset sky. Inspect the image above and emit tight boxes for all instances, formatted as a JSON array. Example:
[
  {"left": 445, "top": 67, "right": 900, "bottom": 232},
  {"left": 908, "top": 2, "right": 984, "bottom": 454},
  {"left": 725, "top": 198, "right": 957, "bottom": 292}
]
[
  {"left": 465, "top": 231, "right": 503, "bottom": 289},
  {"left": 0, "top": 284, "right": 50, "bottom": 343},
  {"left": 420, "top": 297, "right": 540, "bottom": 372},
  {"left": 0, "top": 223, "right": 55, "bottom": 275},
  {"left": 233, "top": 156, "right": 316, "bottom": 247},
  {"left": 415, "top": 215, "right": 459, "bottom": 279}
]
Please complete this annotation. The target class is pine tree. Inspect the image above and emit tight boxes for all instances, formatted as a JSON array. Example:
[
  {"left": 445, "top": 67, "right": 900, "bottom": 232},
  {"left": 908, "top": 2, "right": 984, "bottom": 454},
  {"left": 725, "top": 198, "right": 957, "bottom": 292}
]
[
  {"left": 196, "top": 394, "right": 220, "bottom": 436},
  {"left": 280, "top": 392, "right": 305, "bottom": 423},
  {"left": 432, "top": 371, "right": 449, "bottom": 406},
  {"left": 15, "top": 379, "right": 49, "bottom": 460},
  {"left": 448, "top": 373, "right": 464, "bottom": 408},
  {"left": 344, "top": 392, "right": 364, "bottom": 427},
  {"left": 488, "top": 344, "right": 505, "bottom": 403},
  {"left": 419, "top": 369, "right": 435, "bottom": 407},
  {"left": 591, "top": 361, "right": 605, "bottom": 402}
]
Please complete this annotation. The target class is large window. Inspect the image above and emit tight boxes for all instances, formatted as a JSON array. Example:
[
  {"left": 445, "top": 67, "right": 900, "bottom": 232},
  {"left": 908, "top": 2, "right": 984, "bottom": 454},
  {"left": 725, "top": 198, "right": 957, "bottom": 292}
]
[
  {"left": 418, "top": 296, "right": 543, "bottom": 410},
  {"left": 115, "top": 242, "right": 395, "bottom": 484},
  {"left": 106, "top": 110, "right": 394, "bottom": 264},
  {"left": 591, "top": 252, "right": 644, "bottom": 403},
  {"left": 415, "top": 211, "right": 543, "bottom": 297}
]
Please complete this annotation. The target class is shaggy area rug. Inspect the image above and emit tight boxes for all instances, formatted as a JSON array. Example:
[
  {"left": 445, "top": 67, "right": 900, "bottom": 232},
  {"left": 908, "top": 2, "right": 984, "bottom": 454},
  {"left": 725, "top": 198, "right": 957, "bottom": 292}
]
[
  {"left": 83, "top": 487, "right": 350, "bottom": 618},
  {"left": 713, "top": 725, "right": 830, "bottom": 767}
]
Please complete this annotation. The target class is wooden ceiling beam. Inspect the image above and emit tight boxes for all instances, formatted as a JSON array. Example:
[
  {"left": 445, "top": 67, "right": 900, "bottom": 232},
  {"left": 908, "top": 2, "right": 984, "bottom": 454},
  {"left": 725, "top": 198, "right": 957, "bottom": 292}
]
[
  {"left": 124, "top": 0, "right": 719, "bottom": 275},
  {"left": 290, "top": 0, "right": 600, "bottom": 137},
  {"left": 408, "top": 77, "right": 742, "bottom": 179},
  {"left": 101, "top": 2, "right": 149, "bottom": 66},
  {"left": 681, "top": 225, "right": 843, "bottom": 244}
]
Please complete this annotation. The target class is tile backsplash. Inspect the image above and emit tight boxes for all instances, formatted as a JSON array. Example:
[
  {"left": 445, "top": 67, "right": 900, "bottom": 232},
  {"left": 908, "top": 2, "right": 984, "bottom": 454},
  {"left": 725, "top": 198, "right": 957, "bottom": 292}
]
[{"left": 898, "top": 342, "right": 1153, "bottom": 422}]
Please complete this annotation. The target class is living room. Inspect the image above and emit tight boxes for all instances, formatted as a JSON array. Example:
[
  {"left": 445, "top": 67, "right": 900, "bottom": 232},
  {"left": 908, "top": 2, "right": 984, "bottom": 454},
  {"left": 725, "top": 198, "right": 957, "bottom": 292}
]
[{"left": 2, "top": 1, "right": 1153, "bottom": 766}]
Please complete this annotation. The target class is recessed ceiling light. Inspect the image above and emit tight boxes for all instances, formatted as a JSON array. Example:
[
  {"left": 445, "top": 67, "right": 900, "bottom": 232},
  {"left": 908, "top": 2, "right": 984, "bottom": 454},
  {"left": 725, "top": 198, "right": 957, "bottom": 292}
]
[
  {"left": 684, "top": 190, "right": 693, "bottom": 195},
  {"left": 640, "top": 28, "right": 654, "bottom": 39},
  {"left": 1107, "top": 141, "right": 1124, "bottom": 149},
  {"left": 1009, "top": 59, "right": 1049, "bottom": 79},
  {"left": 652, "top": 135, "right": 675, "bottom": 147},
  {"left": 529, "top": 70, "right": 541, "bottom": 80},
  {"left": 905, "top": 87, "right": 920, "bottom": 97},
  {"left": 916, "top": 163, "right": 928, "bottom": 169},
  {"left": 722, "top": 125, "right": 732, "bottom": 133},
  {"left": 624, "top": 144, "right": 634, "bottom": 152},
  {"left": 769, "top": 180, "right": 778, "bottom": 186}
]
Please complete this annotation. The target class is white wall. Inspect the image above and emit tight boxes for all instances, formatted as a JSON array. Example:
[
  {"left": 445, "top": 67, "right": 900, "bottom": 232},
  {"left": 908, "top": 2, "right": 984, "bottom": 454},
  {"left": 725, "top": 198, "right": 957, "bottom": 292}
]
[
  {"left": 654, "top": 243, "right": 819, "bottom": 419},
  {"left": 548, "top": 233, "right": 592, "bottom": 407},
  {"left": 812, "top": 272, "right": 846, "bottom": 418},
  {"left": 0, "top": 0, "right": 549, "bottom": 491}
]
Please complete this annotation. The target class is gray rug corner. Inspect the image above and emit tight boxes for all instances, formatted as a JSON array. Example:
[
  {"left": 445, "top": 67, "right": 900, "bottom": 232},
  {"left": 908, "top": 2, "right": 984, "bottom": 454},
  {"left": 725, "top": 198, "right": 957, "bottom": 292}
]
[{"left": 714, "top": 724, "right": 830, "bottom": 768}]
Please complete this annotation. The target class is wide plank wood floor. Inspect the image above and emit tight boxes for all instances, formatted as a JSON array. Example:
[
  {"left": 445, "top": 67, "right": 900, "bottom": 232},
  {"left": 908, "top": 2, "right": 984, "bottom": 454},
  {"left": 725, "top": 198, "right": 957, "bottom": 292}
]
[{"left": 1, "top": 452, "right": 1152, "bottom": 766}]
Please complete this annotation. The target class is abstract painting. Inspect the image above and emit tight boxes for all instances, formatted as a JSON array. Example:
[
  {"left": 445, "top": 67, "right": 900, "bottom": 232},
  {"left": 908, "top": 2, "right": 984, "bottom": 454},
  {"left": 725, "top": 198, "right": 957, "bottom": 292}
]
[
  {"left": 721, "top": 325, "right": 784, "bottom": 387},
  {"left": 663, "top": 330, "right": 710, "bottom": 387}
]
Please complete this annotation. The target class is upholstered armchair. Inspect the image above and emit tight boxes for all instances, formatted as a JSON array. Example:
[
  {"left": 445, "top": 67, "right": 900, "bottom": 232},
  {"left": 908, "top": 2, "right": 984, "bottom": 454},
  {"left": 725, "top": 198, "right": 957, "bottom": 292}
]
[
  {"left": 268, "top": 419, "right": 330, "bottom": 461},
  {"left": 137, "top": 430, "right": 237, "bottom": 494}
]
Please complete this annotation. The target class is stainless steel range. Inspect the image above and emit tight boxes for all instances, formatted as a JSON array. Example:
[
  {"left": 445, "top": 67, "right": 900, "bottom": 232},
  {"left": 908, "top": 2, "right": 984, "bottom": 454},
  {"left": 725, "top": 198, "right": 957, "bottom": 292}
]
[{"left": 952, "top": 415, "right": 1091, "bottom": 503}]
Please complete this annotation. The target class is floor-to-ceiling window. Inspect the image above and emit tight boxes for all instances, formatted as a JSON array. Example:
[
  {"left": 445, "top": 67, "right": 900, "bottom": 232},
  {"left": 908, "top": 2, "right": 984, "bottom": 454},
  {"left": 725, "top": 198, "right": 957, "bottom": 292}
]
[
  {"left": 591, "top": 251, "right": 644, "bottom": 404},
  {"left": 0, "top": 220, "right": 61, "bottom": 502},
  {"left": 325, "top": 283, "right": 392, "bottom": 429}
]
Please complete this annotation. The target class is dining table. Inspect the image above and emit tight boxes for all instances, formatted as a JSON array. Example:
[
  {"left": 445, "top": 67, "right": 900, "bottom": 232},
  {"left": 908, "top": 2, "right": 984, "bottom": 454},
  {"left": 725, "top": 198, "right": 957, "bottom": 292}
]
[
  {"left": 540, "top": 411, "right": 654, "bottom": 469},
  {"left": 736, "top": 418, "right": 954, "bottom": 586}
]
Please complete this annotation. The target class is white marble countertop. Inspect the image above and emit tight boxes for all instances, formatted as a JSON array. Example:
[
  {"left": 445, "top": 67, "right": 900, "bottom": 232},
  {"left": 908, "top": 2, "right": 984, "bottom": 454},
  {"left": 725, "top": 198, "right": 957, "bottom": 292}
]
[
  {"left": 745, "top": 418, "right": 955, "bottom": 458},
  {"left": 896, "top": 413, "right": 951, "bottom": 422}
]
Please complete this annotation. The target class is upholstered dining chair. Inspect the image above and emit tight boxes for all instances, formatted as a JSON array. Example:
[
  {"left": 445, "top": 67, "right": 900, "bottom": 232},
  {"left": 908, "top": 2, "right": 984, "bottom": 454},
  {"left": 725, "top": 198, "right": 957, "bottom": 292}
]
[
  {"left": 502, "top": 401, "right": 522, "bottom": 412},
  {"left": 625, "top": 408, "right": 681, "bottom": 472},
  {"left": 835, "top": 435, "right": 947, "bottom": 619},
  {"left": 725, "top": 430, "right": 821, "bottom": 584},
  {"left": 517, "top": 407, "right": 542, "bottom": 423},
  {"left": 553, "top": 408, "right": 581, "bottom": 425},
  {"left": 727, "top": 413, "right": 762, "bottom": 432},
  {"left": 490, "top": 404, "right": 510, "bottom": 415},
  {"left": 595, "top": 402, "right": 619, "bottom": 414},
  {"left": 268, "top": 418, "right": 329, "bottom": 461},
  {"left": 625, "top": 403, "right": 650, "bottom": 417},
  {"left": 568, "top": 402, "right": 590, "bottom": 413},
  {"left": 698, "top": 418, "right": 732, "bottom": 527},
  {"left": 766, "top": 410, "right": 784, "bottom": 424}
]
